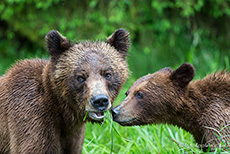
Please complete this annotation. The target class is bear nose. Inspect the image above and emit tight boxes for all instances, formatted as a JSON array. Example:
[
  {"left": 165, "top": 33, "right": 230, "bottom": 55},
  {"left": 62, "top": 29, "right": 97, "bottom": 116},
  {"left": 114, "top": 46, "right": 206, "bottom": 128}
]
[
  {"left": 111, "top": 107, "right": 120, "bottom": 118},
  {"left": 90, "top": 94, "right": 109, "bottom": 111}
]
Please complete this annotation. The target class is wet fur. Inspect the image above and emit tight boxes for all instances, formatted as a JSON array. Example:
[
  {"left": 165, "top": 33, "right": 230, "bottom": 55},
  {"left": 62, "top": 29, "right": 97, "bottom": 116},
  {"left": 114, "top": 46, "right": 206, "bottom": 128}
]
[
  {"left": 0, "top": 29, "right": 130, "bottom": 153},
  {"left": 112, "top": 63, "right": 230, "bottom": 151}
]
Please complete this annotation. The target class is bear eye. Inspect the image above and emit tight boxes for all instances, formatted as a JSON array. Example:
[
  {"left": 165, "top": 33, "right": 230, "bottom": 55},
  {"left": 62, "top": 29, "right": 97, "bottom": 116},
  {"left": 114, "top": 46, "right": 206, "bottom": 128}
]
[
  {"left": 77, "top": 75, "right": 86, "bottom": 83},
  {"left": 104, "top": 73, "right": 112, "bottom": 80},
  {"left": 135, "top": 91, "right": 144, "bottom": 99}
]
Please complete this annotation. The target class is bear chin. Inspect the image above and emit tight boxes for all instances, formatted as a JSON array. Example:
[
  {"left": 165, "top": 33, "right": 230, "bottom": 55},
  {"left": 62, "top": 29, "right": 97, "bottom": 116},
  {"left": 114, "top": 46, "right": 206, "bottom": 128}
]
[{"left": 113, "top": 117, "right": 137, "bottom": 126}]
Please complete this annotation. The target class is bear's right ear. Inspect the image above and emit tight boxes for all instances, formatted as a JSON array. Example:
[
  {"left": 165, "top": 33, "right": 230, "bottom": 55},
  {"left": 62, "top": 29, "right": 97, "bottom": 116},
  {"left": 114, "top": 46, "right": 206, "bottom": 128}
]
[
  {"left": 45, "top": 30, "right": 72, "bottom": 58},
  {"left": 106, "top": 28, "right": 130, "bottom": 58},
  {"left": 170, "top": 63, "right": 195, "bottom": 88}
]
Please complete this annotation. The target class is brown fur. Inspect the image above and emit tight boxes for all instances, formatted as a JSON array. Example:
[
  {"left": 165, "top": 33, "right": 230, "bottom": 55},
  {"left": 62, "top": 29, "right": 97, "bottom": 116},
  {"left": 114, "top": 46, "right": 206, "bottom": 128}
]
[
  {"left": 112, "top": 63, "right": 230, "bottom": 151},
  {"left": 0, "top": 29, "right": 130, "bottom": 154}
]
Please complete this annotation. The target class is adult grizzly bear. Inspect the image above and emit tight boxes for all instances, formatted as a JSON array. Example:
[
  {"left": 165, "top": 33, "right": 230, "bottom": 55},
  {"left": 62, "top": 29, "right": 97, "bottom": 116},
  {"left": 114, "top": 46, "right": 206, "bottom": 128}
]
[
  {"left": 0, "top": 28, "right": 130, "bottom": 154},
  {"left": 111, "top": 63, "right": 230, "bottom": 151}
]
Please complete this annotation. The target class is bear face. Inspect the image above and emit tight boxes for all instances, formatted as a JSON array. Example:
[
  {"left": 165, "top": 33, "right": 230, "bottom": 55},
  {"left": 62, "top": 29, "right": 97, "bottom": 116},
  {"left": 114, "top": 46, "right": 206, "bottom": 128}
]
[
  {"left": 111, "top": 63, "right": 195, "bottom": 126},
  {"left": 46, "top": 29, "right": 130, "bottom": 122},
  {"left": 111, "top": 63, "right": 230, "bottom": 151}
]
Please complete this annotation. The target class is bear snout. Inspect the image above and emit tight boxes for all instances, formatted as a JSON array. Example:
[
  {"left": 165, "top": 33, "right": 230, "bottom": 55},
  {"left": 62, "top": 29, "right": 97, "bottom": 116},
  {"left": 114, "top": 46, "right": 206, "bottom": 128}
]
[
  {"left": 111, "top": 106, "right": 120, "bottom": 119},
  {"left": 111, "top": 106, "right": 136, "bottom": 126},
  {"left": 90, "top": 94, "right": 109, "bottom": 111}
]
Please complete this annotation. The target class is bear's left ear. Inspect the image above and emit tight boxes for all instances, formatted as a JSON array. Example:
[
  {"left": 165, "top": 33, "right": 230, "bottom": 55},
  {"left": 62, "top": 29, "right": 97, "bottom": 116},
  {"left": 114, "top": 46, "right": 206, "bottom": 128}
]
[
  {"left": 45, "top": 30, "right": 72, "bottom": 58},
  {"left": 170, "top": 63, "right": 195, "bottom": 88},
  {"left": 106, "top": 28, "right": 130, "bottom": 58}
]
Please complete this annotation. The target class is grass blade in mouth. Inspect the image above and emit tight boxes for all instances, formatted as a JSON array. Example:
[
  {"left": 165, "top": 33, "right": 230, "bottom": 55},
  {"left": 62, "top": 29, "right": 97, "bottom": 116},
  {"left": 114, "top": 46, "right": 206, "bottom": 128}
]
[
  {"left": 106, "top": 110, "right": 114, "bottom": 154},
  {"left": 86, "top": 110, "right": 133, "bottom": 153},
  {"left": 83, "top": 111, "right": 88, "bottom": 122},
  {"left": 105, "top": 110, "right": 132, "bottom": 154},
  {"left": 103, "top": 111, "right": 114, "bottom": 154}
]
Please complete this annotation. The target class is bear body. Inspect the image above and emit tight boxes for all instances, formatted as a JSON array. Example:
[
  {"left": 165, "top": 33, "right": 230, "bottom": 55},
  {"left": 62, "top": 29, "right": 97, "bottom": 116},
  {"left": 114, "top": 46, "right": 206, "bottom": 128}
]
[
  {"left": 112, "top": 63, "right": 230, "bottom": 151},
  {"left": 0, "top": 29, "right": 130, "bottom": 154}
]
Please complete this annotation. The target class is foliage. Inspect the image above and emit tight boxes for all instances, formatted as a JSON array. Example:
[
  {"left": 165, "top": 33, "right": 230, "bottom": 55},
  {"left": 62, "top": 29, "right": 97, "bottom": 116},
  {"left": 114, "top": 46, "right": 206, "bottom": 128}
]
[
  {"left": 0, "top": 0, "right": 230, "bottom": 153},
  {"left": 1, "top": 0, "right": 230, "bottom": 76}
]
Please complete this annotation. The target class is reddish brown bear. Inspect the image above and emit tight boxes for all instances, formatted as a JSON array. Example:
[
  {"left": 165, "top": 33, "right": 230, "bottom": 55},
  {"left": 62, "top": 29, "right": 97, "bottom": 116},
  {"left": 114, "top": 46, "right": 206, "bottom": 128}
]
[
  {"left": 112, "top": 63, "right": 230, "bottom": 151},
  {"left": 0, "top": 29, "right": 130, "bottom": 154}
]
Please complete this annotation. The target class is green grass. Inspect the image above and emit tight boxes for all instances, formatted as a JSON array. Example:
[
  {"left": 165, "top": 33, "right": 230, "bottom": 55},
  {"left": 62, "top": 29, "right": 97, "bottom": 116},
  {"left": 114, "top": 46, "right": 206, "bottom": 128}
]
[
  {"left": 83, "top": 112, "right": 230, "bottom": 154},
  {"left": 83, "top": 117, "right": 200, "bottom": 154}
]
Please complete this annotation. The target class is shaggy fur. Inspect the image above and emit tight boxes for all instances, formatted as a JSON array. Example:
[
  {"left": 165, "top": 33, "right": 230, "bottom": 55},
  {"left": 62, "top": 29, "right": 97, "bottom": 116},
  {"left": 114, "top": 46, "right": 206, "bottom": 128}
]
[
  {"left": 112, "top": 63, "right": 230, "bottom": 151},
  {"left": 0, "top": 29, "right": 130, "bottom": 154}
]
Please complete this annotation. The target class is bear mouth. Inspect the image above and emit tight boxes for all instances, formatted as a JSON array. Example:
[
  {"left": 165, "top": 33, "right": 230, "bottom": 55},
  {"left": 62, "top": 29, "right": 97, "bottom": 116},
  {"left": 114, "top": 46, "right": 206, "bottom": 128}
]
[
  {"left": 88, "top": 111, "right": 104, "bottom": 121},
  {"left": 113, "top": 117, "right": 136, "bottom": 126}
]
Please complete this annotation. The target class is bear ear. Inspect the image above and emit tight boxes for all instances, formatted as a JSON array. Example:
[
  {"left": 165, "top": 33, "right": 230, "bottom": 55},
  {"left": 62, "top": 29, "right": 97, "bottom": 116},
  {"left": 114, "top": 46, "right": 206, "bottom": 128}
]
[
  {"left": 45, "top": 30, "right": 72, "bottom": 57},
  {"left": 170, "top": 63, "right": 195, "bottom": 88},
  {"left": 106, "top": 28, "right": 130, "bottom": 58}
]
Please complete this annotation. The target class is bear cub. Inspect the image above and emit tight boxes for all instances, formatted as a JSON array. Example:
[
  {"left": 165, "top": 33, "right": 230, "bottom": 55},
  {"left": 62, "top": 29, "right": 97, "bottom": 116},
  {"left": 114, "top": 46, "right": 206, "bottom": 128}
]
[
  {"left": 0, "top": 29, "right": 130, "bottom": 154},
  {"left": 112, "top": 63, "right": 230, "bottom": 151}
]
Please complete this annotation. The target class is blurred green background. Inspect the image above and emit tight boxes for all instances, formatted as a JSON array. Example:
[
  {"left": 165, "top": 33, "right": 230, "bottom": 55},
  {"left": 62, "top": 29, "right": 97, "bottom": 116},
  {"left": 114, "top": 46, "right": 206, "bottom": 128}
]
[{"left": 0, "top": 0, "right": 230, "bottom": 153}]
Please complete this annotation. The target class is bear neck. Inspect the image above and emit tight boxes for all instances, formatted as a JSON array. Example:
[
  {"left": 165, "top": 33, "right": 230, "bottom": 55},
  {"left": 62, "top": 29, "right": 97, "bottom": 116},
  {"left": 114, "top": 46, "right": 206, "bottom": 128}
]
[
  {"left": 168, "top": 81, "right": 208, "bottom": 145},
  {"left": 42, "top": 62, "right": 85, "bottom": 135},
  {"left": 185, "top": 76, "right": 230, "bottom": 146}
]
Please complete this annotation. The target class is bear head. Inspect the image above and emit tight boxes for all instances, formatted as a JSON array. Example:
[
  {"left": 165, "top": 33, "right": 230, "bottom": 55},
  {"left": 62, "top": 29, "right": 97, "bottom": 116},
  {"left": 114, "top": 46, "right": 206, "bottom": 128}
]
[
  {"left": 45, "top": 29, "right": 130, "bottom": 122},
  {"left": 111, "top": 63, "right": 195, "bottom": 126}
]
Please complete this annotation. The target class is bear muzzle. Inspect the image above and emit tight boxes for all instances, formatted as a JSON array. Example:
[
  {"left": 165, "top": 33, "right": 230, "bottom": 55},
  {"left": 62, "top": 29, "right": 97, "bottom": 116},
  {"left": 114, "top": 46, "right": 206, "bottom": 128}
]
[
  {"left": 86, "top": 94, "right": 111, "bottom": 121},
  {"left": 111, "top": 106, "right": 120, "bottom": 119},
  {"left": 86, "top": 81, "right": 112, "bottom": 121},
  {"left": 111, "top": 103, "right": 137, "bottom": 126}
]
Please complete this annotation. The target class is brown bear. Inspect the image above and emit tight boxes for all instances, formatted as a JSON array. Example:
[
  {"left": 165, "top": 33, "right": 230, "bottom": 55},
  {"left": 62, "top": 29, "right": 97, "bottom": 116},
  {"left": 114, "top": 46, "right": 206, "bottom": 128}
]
[
  {"left": 0, "top": 28, "right": 130, "bottom": 154},
  {"left": 111, "top": 63, "right": 230, "bottom": 151}
]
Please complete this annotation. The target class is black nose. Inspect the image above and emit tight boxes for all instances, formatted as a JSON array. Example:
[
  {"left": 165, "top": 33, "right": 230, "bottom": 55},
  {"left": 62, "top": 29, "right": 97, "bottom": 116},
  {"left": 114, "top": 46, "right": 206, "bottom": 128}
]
[
  {"left": 111, "top": 107, "right": 120, "bottom": 118},
  {"left": 90, "top": 94, "right": 109, "bottom": 111}
]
